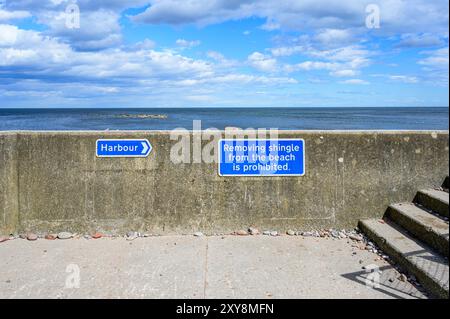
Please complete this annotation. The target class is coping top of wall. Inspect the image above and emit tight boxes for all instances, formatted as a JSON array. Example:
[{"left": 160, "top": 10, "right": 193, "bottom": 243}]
[{"left": 1, "top": 130, "right": 449, "bottom": 136}]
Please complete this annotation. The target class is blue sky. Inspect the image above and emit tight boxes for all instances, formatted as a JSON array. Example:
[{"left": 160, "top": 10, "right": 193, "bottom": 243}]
[{"left": 0, "top": 0, "right": 448, "bottom": 108}]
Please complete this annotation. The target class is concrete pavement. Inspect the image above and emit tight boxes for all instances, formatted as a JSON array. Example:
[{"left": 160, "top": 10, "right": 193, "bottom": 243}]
[{"left": 0, "top": 235, "right": 427, "bottom": 299}]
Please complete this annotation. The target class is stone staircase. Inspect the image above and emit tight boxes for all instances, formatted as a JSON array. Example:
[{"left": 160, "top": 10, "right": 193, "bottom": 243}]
[{"left": 359, "top": 176, "right": 449, "bottom": 299}]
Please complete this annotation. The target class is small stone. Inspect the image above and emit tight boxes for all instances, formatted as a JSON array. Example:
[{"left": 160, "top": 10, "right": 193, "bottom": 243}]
[
  {"left": 301, "top": 231, "right": 313, "bottom": 237},
  {"left": 270, "top": 231, "right": 278, "bottom": 237},
  {"left": 248, "top": 227, "right": 259, "bottom": 235},
  {"left": 399, "top": 274, "right": 408, "bottom": 282},
  {"left": 286, "top": 230, "right": 295, "bottom": 236},
  {"left": 388, "top": 278, "right": 395, "bottom": 283},
  {"left": 92, "top": 232, "right": 103, "bottom": 239},
  {"left": 349, "top": 234, "right": 363, "bottom": 242},
  {"left": 126, "top": 231, "right": 138, "bottom": 241},
  {"left": 19, "top": 234, "right": 27, "bottom": 239},
  {"left": 193, "top": 232, "right": 203, "bottom": 237},
  {"left": 338, "top": 231, "right": 347, "bottom": 239},
  {"left": 83, "top": 234, "right": 92, "bottom": 240},
  {"left": 331, "top": 230, "right": 340, "bottom": 238},
  {"left": 0, "top": 236, "right": 9, "bottom": 243},
  {"left": 236, "top": 229, "right": 248, "bottom": 236},
  {"left": 45, "top": 234, "right": 57, "bottom": 240},
  {"left": 262, "top": 231, "right": 271, "bottom": 236},
  {"left": 126, "top": 231, "right": 136, "bottom": 238},
  {"left": 27, "top": 233, "right": 38, "bottom": 241},
  {"left": 57, "top": 232, "right": 73, "bottom": 240}
]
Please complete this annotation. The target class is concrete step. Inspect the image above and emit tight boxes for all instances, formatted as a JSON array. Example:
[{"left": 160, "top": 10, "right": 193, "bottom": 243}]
[
  {"left": 386, "top": 203, "right": 449, "bottom": 257},
  {"left": 359, "top": 219, "right": 449, "bottom": 299},
  {"left": 415, "top": 189, "right": 449, "bottom": 218}
]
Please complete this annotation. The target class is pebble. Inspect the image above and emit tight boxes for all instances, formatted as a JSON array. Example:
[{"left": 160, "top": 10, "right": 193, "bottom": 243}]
[
  {"left": 126, "top": 231, "right": 139, "bottom": 241},
  {"left": 399, "top": 274, "right": 408, "bottom": 282},
  {"left": 27, "top": 233, "right": 38, "bottom": 241},
  {"left": 319, "top": 231, "right": 328, "bottom": 237},
  {"left": 286, "top": 230, "right": 296, "bottom": 236},
  {"left": 193, "top": 232, "right": 204, "bottom": 237},
  {"left": 248, "top": 227, "right": 259, "bottom": 235},
  {"left": 57, "top": 232, "right": 73, "bottom": 240},
  {"left": 0, "top": 236, "right": 9, "bottom": 243},
  {"left": 301, "top": 231, "right": 314, "bottom": 237},
  {"left": 236, "top": 230, "right": 248, "bottom": 236},
  {"left": 270, "top": 231, "right": 278, "bottom": 237},
  {"left": 331, "top": 230, "right": 340, "bottom": 238},
  {"left": 45, "top": 234, "right": 57, "bottom": 240},
  {"left": 19, "top": 234, "right": 27, "bottom": 239},
  {"left": 349, "top": 234, "right": 364, "bottom": 242},
  {"left": 83, "top": 234, "right": 92, "bottom": 240},
  {"left": 262, "top": 231, "right": 271, "bottom": 236},
  {"left": 92, "top": 232, "right": 103, "bottom": 239},
  {"left": 126, "top": 231, "right": 136, "bottom": 238}
]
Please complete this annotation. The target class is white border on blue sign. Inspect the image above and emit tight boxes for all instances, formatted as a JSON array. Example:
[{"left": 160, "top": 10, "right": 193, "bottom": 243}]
[
  {"left": 217, "top": 138, "right": 305, "bottom": 177},
  {"left": 96, "top": 139, "right": 152, "bottom": 158}
]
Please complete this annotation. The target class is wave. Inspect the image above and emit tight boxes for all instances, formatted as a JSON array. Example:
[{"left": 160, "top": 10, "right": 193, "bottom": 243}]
[{"left": 115, "top": 114, "right": 168, "bottom": 119}]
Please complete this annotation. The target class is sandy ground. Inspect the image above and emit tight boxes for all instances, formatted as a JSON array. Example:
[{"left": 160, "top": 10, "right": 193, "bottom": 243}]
[{"left": 0, "top": 235, "right": 427, "bottom": 299}]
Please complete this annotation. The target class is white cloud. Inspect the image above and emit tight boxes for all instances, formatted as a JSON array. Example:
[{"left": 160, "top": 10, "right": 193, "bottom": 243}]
[
  {"left": 314, "top": 29, "right": 354, "bottom": 48},
  {"left": 271, "top": 45, "right": 305, "bottom": 57},
  {"left": 330, "top": 69, "right": 358, "bottom": 77},
  {"left": 260, "top": 20, "right": 280, "bottom": 31},
  {"left": 389, "top": 75, "right": 419, "bottom": 83},
  {"left": 340, "top": 79, "right": 369, "bottom": 85},
  {"left": 0, "top": 23, "right": 299, "bottom": 106},
  {"left": 131, "top": 0, "right": 449, "bottom": 35},
  {"left": 396, "top": 33, "right": 445, "bottom": 48},
  {"left": 288, "top": 61, "right": 339, "bottom": 72},
  {"left": 419, "top": 47, "right": 449, "bottom": 69},
  {"left": 418, "top": 47, "right": 449, "bottom": 85},
  {"left": 0, "top": 24, "right": 211, "bottom": 78},
  {"left": 176, "top": 39, "right": 201, "bottom": 48},
  {"left": 0, "top": 9, "right": 31, "bottom": 21},
  {"left": 185, "top": 94, "right": 214, "bottom": 102},
  {"left": 247, "top": 52, "right": 277, "bottom": 72},
  {"left": 38, "top": 9, "right": 123, "bottom": 50}
]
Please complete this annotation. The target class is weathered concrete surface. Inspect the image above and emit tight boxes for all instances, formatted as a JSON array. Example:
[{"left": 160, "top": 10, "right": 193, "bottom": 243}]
[
  {"left": 385, "top": 203, "right": 449, "bottom": 257},
  {"left": 0, "top": 133, "right": 19, "bottom": 234},
  {"left": 359, "top": 219, "right": 449, "bottom": 299},
  {"left": 415, "top": 189, "right": 449, "bottom": 218},
  {"left": 0, "top": 236, "right": 427, "bottom": 299},
  {"left": 0, "top": 131, "right": 448, "bottom": 234}
]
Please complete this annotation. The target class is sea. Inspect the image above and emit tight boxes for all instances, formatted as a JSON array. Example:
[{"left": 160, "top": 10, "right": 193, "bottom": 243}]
[{"left": 0, "top": 107, "right": 448, "bottom": 131}]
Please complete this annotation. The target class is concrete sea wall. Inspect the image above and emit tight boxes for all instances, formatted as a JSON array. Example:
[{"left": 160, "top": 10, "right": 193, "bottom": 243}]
[{"left": 0, "top": 131, "right": 448, "bottom": 235}]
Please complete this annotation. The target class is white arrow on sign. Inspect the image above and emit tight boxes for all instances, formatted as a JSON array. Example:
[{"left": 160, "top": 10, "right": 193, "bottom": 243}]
[{"left": 141, "top": 142, "right": 149, "bottom": 154}]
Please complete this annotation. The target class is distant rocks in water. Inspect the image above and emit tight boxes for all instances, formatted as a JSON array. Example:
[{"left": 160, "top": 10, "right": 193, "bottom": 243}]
[{"left": 116, "top": 114, "right": 168, "bottom": 120}]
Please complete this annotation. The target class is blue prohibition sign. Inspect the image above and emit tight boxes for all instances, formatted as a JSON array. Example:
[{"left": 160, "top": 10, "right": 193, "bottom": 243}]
[
  {"left": 218, "top": 139, "right": 305, "bottom": 176},
  {"left": 96, "top": 139, "right": 152, "bottom": 158}
]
